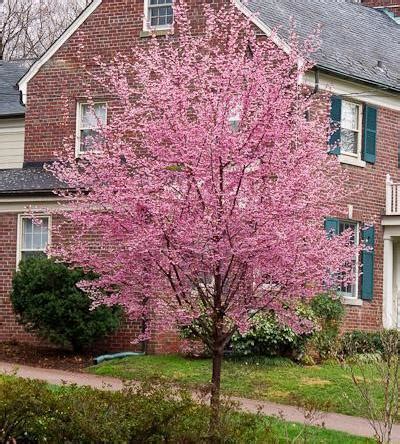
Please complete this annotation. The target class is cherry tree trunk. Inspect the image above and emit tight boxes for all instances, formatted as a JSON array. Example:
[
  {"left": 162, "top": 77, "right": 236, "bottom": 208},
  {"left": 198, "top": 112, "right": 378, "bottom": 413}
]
[{"left": 209, "top": 346, "right": 223, "bottom": 437}]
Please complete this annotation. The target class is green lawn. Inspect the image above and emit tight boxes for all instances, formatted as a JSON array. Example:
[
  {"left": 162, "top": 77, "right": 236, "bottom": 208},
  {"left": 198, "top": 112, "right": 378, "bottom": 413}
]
[
  {"left": 89, "top": 355, "right": 384, "bottom": 418},
  {"left": 247, "top": 416, "right": 373, "bottom": 443}
]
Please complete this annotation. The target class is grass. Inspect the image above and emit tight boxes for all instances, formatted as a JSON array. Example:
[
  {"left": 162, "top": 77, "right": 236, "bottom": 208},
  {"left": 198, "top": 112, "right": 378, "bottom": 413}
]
[
  {"left": 89, "top": 354, "right": 385, "bottom": 418},
  {"left": 263, "top": 419, "right": 373, "bottom": 443}
]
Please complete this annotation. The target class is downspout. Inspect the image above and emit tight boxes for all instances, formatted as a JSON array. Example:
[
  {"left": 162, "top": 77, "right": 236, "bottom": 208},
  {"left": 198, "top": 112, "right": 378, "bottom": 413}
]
[{"left": 313, "top": 68, "right": 320, "bottom": 94}]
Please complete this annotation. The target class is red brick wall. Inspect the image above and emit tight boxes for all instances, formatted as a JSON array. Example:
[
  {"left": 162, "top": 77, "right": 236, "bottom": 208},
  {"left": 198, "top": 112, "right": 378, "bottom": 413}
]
[
  {"left": 341, "top": 107, "right": 400, "bottom": 330},
  {"left": 24, "top": 0, "right": 224, "bottom": 162},
  {"left": 0, "top": 213, "right": 49, "bottom": 344},
  {"left": 361, "top": 0, "right": 400, "bottom": 15}
]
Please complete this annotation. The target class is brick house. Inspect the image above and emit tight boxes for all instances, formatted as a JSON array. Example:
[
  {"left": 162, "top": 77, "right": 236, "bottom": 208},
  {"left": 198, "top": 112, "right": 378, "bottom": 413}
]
[{"left": 1, "top": 0, "right": 400, "bottom": 351}]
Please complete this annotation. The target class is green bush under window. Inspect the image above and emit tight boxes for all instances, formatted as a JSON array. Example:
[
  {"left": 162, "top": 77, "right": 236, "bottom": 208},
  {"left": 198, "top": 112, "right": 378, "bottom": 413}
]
[{"left": 11, "top": 257, "right": 122, "bottom": 352}]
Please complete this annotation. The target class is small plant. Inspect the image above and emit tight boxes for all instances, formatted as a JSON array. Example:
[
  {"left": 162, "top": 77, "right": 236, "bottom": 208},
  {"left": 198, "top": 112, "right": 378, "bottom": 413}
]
[
  {"left": 306, "top": 293, "right": 345, "bottom": 361},
  {"left": 229, "top": 311, "right": 312, "bottom": 359},
  {"left": 343, "top": 329, "right": 400, "bottom": 444},
  {"left": 11, "top": 257, "right": 122, "bottom": 352},
  {"left": 341, "top": 330, "right": 384, "bottom": 356}
]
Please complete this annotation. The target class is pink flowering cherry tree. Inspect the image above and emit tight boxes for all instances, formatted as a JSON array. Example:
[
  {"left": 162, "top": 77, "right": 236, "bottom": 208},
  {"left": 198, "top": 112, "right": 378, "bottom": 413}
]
[{"left": 49, "top": 2, "right": 360, "bottom": 430}]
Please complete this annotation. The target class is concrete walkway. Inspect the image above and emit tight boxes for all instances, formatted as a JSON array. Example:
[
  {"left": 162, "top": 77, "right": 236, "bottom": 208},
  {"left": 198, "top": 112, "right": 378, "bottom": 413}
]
[{"left": 0, "top": 360, "right": 397, "bottom": 441}]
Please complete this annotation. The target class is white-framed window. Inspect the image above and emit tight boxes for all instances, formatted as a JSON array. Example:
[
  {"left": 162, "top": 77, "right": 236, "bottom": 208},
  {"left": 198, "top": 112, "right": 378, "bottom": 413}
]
[
  {"left": 340, "top": 100, "right": 362, "bottom": 157},
  {"left": 16, "top": 215, "right": 51, "bottom": 267},
  {"left": 338, "top": 220, "right": 359, "bottom": 300},
  {"left": 76, "top": 102, "right": 107, "bottom": 156},
  {"left": 144, "top": 0, "right": 173, "bottom": 31}
]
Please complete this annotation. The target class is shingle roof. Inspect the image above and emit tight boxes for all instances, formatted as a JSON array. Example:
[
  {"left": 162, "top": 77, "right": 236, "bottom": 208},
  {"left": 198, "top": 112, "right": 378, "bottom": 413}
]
[
  {"left": 0, "top": 166, "right": 65, "bottom": 195},
  {"left": 247, "top": 0, "right": 400, "bottom": 92},
  {"left": 0, "top": 60, "right": 31, "bottom": 117}
]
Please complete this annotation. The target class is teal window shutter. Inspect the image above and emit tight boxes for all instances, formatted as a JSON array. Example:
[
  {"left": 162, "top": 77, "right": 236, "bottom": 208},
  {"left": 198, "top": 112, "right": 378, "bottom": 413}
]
[
  {"left": 362, "top": 105, "right": 377, "bottom": 164},
  {"left": 328, "top": 97, "right": 341, "bottom": 155},
  {"left": 361, "top": 226, "right": 375, "bottom": 300},
  {"left": 324, "top": 218, "right": 339, "bottom": 238}
]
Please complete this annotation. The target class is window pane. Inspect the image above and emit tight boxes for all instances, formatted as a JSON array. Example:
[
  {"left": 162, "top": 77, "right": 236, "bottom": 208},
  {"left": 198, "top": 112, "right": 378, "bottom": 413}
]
[
  {"left": 32, "top": 233, "right": 43, "bottom": 250},
  {"left": 23, "top": 218, "right": 33, "bottom": 234},
  {"left": 342, "top": 101, "right": 359, "bottom": 131},
  {"left": 81, "top": 103, "right": 107, "bottom": 129},
  {"left": 21, "top": 251, "right": 47, "bottom": 261},
  {"left": 341, "top": 129, "right": 358, "bottom": 154},
  {"left": 338, "top": 221, "right": 357, "bottom": 297},
  {"left": 149, "top": 1, "right": 173, "bottom": 27},
  {"left": 21, "top": 218, "right": 49, "bottom": 252},
  {"left": 80, "top": 129, "right": 98, "bottom": 152},
  {"left": 23, "top": 231, "right": 32, "bottom": 250}
]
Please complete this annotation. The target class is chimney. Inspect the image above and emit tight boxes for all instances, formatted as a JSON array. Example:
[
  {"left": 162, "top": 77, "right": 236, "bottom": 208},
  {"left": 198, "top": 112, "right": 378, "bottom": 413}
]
[{"left": 360, "top": 0, "right": 400, "bottom": 17}]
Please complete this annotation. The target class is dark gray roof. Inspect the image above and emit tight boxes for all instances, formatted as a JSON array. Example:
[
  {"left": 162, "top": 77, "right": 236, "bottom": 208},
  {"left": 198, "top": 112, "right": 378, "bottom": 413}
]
[
  {"left": 247, "top": 0, "right": 400, "bottom": 92},
  {"left": 0, "top": 166, "right": 64, "bottom": 195},
  {"left": 0, "top": 60, "right": 31, "bottom": 117}
]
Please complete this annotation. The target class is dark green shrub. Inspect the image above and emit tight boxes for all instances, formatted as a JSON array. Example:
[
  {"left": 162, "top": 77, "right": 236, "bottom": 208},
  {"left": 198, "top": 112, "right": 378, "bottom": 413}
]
[
  {"left": 0, "top": 376, "right": 55, "bottom": 443},
  {"left": 230, "top": 294, "right": 345, "bottom": 362},
  {"left": 307, "top": 293, "right": 345, "bottom": 361},
  {"left": 310, "top": 293, "right": 345, "bottom": 325},
  {"left": 11, "top": 257, "right": 122, "bottom": 352},
  {"left": 229, "top": 311, "right": 311, "bottom": 358}
]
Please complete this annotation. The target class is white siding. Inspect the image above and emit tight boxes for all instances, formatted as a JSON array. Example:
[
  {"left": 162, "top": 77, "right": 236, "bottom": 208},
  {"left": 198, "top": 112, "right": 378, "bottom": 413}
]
[{"left": 0, "top": 118, "right": 24, "bottom": 169}]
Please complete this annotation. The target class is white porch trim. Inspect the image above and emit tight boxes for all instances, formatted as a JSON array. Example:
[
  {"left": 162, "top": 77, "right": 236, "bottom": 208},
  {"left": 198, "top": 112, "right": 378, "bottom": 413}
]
[{"left": 383, "top": 236, "right": 395, "bottom": 328}]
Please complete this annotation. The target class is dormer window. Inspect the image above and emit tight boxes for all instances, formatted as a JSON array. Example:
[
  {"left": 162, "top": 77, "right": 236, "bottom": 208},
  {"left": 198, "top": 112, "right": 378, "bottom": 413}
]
[{"left": 144, "top": 0, "right": 173, "bottom": 30}]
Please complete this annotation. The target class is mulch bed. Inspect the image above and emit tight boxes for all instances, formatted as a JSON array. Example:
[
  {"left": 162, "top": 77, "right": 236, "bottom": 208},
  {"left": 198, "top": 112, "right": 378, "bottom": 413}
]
[{"left": 0, "top": 342, "right": 94, "bottom": 372}]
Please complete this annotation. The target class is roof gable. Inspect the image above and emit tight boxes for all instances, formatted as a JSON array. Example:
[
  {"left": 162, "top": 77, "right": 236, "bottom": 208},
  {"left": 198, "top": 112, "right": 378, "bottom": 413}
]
[
  {"left": 17, "top": 0, "right": 400, "bottom": 98},
  {"left": 18, "top": 0, "right": 102, "bottom": 103}
]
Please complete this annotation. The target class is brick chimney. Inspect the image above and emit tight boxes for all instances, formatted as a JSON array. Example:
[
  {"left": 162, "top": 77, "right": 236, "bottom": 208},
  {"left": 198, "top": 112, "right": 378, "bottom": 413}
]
[{"left": 361, "top": 0, "right": 400, "bottom": 16}]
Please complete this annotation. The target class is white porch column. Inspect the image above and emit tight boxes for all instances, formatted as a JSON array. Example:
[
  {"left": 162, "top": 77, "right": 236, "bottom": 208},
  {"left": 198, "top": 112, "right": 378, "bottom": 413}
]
[{"left": 383, "top": 237, "right": 395, "bottom": 328}]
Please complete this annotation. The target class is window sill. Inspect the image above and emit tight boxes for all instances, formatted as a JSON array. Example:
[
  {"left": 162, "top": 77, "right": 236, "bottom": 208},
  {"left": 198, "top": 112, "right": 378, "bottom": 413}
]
[
  {"left": 338, "top": 155, "right": 366, "bottom": 168},
  {"left": 341, "top": 297, "right": 363, "bottom": 307},
  {"left": 140, "top": 29, "right": 173, "bottom": 38}
]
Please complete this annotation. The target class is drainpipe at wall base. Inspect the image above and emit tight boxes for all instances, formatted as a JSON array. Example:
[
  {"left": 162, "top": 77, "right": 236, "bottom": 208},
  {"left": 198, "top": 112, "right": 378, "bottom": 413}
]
[{"left": 93, "top": 351, "right": 145, "bottom": 365}]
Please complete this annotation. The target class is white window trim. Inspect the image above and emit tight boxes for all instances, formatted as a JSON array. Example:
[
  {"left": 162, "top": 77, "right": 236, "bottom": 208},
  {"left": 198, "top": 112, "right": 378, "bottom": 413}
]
[
  {"left": 75, "top": 101, "right": 107, "bottom": 158},
  {"left": 337, "top": 220, "right": 360, "bottom": 301},
  {"left": 342, "top": 296, "right": 363, "bottom": 307},
  {"left": 338, "top": 155, "right": 366, "bottom": 168},
  {"left": 143, "top": 0, "right": 174, "bottom": 32},
  {"left": 339, "top": 100, "right": 364, "bottom": 166},
  {"left": 16, "top": 215, "right": 52, "bottom": 269}
]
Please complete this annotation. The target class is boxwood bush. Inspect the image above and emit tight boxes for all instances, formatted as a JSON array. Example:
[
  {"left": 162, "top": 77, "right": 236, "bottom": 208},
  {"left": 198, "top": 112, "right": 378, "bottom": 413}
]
[
  {"left": 11, "top": 257, "right": 122, "bottom": 352},
  {"left": 230, "top": 294, "right": 345, "bottom": 361}
]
